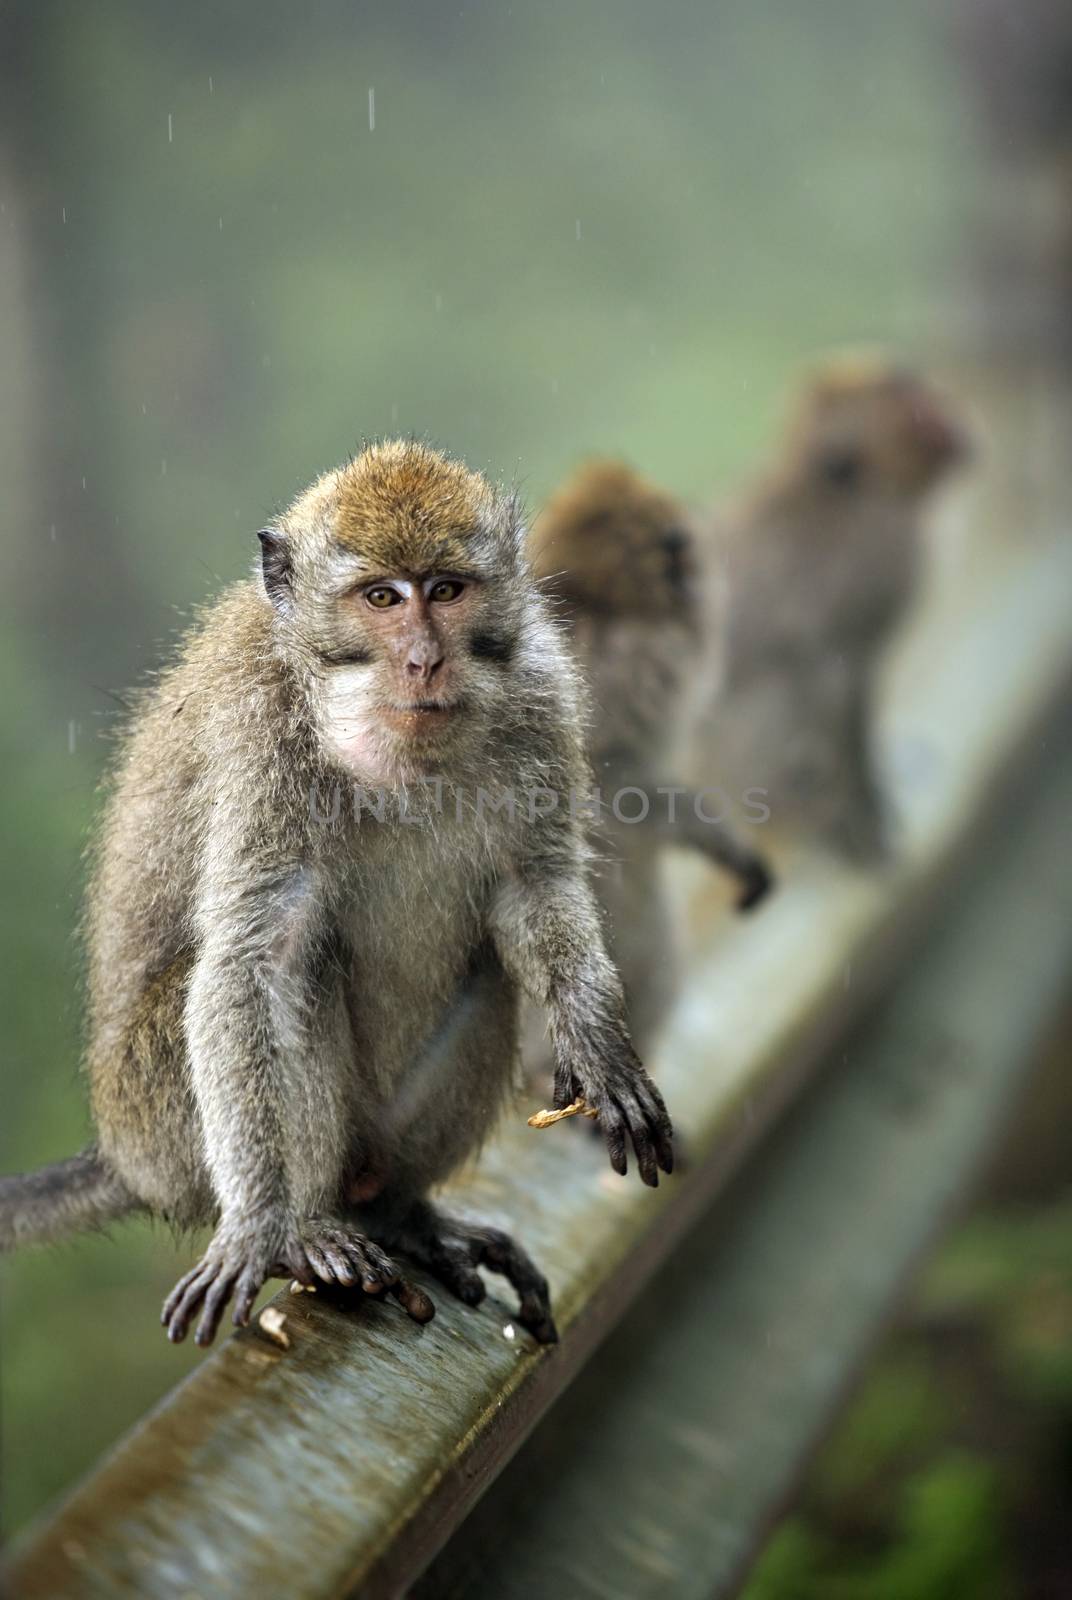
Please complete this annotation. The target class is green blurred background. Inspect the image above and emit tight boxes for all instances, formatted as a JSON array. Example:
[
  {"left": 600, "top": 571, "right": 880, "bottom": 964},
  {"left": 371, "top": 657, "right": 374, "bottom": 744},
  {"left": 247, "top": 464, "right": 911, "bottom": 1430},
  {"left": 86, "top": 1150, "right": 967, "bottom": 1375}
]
[{"left": 4, "top": 1, "right": 1068, "bottom": 1583}]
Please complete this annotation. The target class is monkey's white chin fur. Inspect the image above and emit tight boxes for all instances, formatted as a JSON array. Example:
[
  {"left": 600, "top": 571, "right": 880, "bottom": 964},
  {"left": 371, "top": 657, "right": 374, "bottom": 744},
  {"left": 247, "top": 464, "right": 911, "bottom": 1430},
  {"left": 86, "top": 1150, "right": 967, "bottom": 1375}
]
[{"left": 317, "top": 668, "right": 458, "bottom": 786}]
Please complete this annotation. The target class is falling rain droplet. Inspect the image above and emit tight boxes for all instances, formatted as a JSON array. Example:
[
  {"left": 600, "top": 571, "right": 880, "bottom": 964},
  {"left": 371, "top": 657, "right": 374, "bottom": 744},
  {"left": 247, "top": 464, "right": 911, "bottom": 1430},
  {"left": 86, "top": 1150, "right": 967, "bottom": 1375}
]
[
  {"left": 168, "top": 113, "right": 173, "bottom": 144},
  {"left": 368, "top": 88, "right": 375, "bottom": 132},
  {"left": 575, "top": 219, "right": 581, "bottom": 241}
]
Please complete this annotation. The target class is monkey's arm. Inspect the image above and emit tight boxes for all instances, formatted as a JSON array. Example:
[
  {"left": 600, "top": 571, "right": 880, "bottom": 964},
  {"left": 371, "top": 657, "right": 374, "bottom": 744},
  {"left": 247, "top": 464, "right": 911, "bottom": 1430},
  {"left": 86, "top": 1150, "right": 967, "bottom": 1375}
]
[
  {"left": 490, "top": 851, "right": 673, "bottom": 1186},
  {"left": 646, "top": 791, "right": 774, "bottom": 910}
]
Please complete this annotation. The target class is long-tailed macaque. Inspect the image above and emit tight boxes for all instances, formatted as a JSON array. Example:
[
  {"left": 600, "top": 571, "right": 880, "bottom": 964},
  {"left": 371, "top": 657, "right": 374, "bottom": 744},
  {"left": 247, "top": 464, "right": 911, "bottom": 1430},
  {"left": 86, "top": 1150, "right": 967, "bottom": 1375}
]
[
  {"left": 699, "top": 357, "right": 969, "bottom": 862},
  {"left": 0, "top": 441, "right": 673, "bottom": 1348}
]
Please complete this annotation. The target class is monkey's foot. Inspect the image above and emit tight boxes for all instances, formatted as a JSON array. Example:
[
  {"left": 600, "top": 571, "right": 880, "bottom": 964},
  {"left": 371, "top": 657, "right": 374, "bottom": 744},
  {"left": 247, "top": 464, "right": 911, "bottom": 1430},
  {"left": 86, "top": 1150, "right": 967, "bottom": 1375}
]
[
  {"left": 161, "top": 1216, "right": 433, "bottom": 1348},
  {"left": 394, "top": 1203, "right": 558, "bottom": 1344},
  {"left": 735, "top": 853, "right": 775, "bottom": 912},
  {"left": 292, "top": 1217, "right": 435, "bottom": 1328}
]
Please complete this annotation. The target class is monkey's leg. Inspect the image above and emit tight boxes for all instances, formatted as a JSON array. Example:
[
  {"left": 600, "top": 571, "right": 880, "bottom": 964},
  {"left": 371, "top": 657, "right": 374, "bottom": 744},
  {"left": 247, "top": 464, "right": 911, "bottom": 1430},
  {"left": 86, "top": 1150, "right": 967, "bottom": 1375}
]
[
  {"left": 163, "top": 849, "right": 444, "bottom": 1347},
  {"left": 825, "top": 676, "right": 892, "bottom": 865},
  {"left": 386, "top": 1200, "right": 557, "bottom": 1345},
  {"left": 647, "top": 791, "right": 774, "bottom": 910}
]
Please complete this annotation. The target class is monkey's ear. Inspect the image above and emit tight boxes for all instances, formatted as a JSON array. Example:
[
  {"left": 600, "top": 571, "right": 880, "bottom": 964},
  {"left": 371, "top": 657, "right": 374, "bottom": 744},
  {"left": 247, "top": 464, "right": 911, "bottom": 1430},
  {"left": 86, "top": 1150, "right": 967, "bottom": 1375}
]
[{"left": 257, "top": 529, "right": 294, "bottom": 616}]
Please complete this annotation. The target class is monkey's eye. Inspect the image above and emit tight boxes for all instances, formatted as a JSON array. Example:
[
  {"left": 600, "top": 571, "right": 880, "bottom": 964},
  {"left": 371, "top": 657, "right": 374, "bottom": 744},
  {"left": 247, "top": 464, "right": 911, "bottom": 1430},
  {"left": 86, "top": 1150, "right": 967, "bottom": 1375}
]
[
  {"left": 365, "top": 585, "right": 403, "bottom": 609},
  {"left": 428, "top": 579, "right": 466, "bottom": 604}
]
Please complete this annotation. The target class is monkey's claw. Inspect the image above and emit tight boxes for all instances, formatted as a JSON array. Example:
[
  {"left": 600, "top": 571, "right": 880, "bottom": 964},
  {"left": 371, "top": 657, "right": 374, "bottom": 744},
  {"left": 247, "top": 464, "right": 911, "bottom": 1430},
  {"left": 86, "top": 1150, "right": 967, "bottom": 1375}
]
[
  {"left": 398, "top": 1205, "right": 558, "bottom": 1344},
  {"left": 162, "top": 1231, "right": 276, "bottom": 1348}
]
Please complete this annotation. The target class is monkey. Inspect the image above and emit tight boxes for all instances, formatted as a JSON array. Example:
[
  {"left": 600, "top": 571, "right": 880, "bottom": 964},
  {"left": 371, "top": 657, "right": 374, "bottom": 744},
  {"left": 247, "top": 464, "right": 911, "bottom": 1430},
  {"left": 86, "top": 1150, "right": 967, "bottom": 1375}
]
[
  {"left": 528, "top": 460, "right": 773, "bottom": 1064},
  {"left": 0, "top": 439, "right": 673, "bottom": 1350},
  {"left": 694, "top": 356, "right": 970, "bottom": 864}
]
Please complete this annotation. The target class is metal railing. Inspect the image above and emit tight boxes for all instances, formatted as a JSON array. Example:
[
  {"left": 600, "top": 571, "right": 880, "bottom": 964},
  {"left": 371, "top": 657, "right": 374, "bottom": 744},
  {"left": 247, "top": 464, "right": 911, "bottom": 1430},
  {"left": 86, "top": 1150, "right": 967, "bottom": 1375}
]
[{"left": 6, "top": 364, "right": 1072, "bottom": 1600}]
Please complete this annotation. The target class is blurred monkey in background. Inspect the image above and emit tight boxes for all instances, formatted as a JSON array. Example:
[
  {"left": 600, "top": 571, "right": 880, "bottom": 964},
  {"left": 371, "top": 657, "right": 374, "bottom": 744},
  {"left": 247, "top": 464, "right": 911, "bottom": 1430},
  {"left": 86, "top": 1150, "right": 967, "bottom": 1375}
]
[
  {"left": 530, "top": 461, "right": 772, "bottom": 1064},
  {"left": 695, "top": 356, "right": 970, "bottom": 864}
]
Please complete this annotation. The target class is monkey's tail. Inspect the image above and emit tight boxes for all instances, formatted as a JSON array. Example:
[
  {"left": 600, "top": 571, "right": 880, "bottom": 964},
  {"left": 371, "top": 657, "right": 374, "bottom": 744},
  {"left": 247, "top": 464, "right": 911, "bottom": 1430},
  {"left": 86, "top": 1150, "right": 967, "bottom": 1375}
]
[{"left": 0, "top": 1148, "right": 138, "bottom": 1252}]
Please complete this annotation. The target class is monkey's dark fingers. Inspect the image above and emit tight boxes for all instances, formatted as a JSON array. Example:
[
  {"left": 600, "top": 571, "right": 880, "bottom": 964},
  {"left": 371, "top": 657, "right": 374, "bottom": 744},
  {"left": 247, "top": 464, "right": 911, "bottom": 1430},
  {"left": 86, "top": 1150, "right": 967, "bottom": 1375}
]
[
  {"left": 387, "top": 1279, "right": 436, "bottom": 1324},
  {"left": 551, "top": 1061, "right": 580, "bottom": 1111},
  {"left": 161, "top": 1261, "right": 207, "bottom": 1326},
  {"left": 425, "top": 1234, "right": 487, "bottom": 1307},
  {"left": 232, "top": 1268, "right": 265, "bottom": 1329},
  {"left": 632, "top": 1077, "right": 674, "bottom": 1175},
  {"left": 318, "top": 1239, "right": 359, "bottom": 1288},
  {"left": 355, "top": 1238, "right": 403, "bottom": 1291},
  {"left": 615, "top": 1092, "right": 659, "bottom": 1187},
  {"left": 476, "top": 1227, "right": 557, "bottom": 1344},
  {"left": 595, "top": 1098, "right": 629, "bottom": 1177},
  {"left": 195, "top": 1267, "right": 241, "bottom": 1347},
  {"left": 300, "top": 1225, "right": 401, "bottom": 1296},
  {"left": 164, "top": 1260, "right": 220, "bottom": 1343},
  {"left": 298, "top": 1238, "right": 338, "bottom": 1285}
]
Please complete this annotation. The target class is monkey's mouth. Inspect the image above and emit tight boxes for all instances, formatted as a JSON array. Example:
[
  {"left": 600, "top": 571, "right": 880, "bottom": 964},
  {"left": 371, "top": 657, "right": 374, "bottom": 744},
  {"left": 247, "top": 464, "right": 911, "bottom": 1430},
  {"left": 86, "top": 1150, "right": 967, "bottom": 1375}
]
[{"left": 382, "top": 699, "right": 465, "bottom": 733}]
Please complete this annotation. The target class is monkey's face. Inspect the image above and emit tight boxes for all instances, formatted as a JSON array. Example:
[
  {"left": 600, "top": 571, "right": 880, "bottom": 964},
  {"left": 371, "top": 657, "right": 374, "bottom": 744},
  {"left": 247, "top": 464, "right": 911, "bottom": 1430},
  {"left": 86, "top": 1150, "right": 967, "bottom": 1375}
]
[
  {"left": 259, "top": 442, "right": 530, "bottom": 785},
  {"left": 794, "top": 364, "right": 970, "bottom": 501},
  {"left": 310, "top": 564, "right": 520, "bottom": 780}
]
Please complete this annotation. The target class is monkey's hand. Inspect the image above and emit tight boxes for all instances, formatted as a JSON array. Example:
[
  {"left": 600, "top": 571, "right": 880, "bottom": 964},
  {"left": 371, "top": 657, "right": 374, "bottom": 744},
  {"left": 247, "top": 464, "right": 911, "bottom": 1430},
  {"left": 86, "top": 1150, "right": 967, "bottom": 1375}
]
[
  {"left": 553, "top": 1035, "right": 673, "bottom": 1187},
  {"left": 162, "top": 1215, "right": 434, "bottom": 1347}
]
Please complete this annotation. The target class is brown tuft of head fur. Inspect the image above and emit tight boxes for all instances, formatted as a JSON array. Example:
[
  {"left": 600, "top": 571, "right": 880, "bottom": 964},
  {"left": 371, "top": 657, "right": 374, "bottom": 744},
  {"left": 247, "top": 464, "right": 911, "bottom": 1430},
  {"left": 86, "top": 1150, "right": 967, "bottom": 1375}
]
[
  {"left": 333, "top": 440, "right": 503, "bottom": 574},
  {"left": 781, "top": 352, "right": 970, "bottom": 499},
  {"left": 531, "top": 460, "right": 697, "bottom": 620}
]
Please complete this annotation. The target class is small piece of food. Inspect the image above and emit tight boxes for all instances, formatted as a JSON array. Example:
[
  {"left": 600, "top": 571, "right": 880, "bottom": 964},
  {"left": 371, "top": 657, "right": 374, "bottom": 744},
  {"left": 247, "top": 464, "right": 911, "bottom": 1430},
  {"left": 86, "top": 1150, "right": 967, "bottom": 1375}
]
[
  {"left": 258, "top": 1306, "right": 291, "bottom": 1349},
  {"left": 527, "top": 1097, "right": 599, "bottom": 1129}
]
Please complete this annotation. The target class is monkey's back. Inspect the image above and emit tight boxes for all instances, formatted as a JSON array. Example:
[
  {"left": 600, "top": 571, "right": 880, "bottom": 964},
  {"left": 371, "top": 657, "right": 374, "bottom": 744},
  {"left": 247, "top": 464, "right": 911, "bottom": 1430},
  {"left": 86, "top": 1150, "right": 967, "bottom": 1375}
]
[
  {"left": 84, "top": 584, "right": 313, "bottom": 1213},
  {"left": 721, "top": 491, "right": 921, "bottom": 683}
]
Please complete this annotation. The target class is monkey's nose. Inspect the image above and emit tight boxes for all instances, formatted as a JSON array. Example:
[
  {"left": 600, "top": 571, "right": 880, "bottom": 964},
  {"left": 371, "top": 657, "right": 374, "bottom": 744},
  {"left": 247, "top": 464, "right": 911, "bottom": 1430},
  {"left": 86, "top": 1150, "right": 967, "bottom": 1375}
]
[{"left": 406, "top": 647, "right": 445, "bottom": 682}]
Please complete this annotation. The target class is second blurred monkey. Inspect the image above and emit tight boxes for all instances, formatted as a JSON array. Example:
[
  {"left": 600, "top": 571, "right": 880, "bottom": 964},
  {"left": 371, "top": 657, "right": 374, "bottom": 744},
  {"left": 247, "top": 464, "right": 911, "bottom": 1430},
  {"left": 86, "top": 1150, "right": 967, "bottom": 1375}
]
[
  {"left": 531, "top": 461, "right": 772, "bottom": 1061},
  {"left": 699, "top": 357, "right": 969, "bottom": 863}
]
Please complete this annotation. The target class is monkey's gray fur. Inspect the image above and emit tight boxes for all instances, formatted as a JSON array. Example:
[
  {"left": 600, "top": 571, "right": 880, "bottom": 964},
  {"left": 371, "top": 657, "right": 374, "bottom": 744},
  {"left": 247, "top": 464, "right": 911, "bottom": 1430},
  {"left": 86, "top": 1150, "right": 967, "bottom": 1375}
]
[{"left": 0, "top": 440, "right": 672, "bottom": 1347}]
